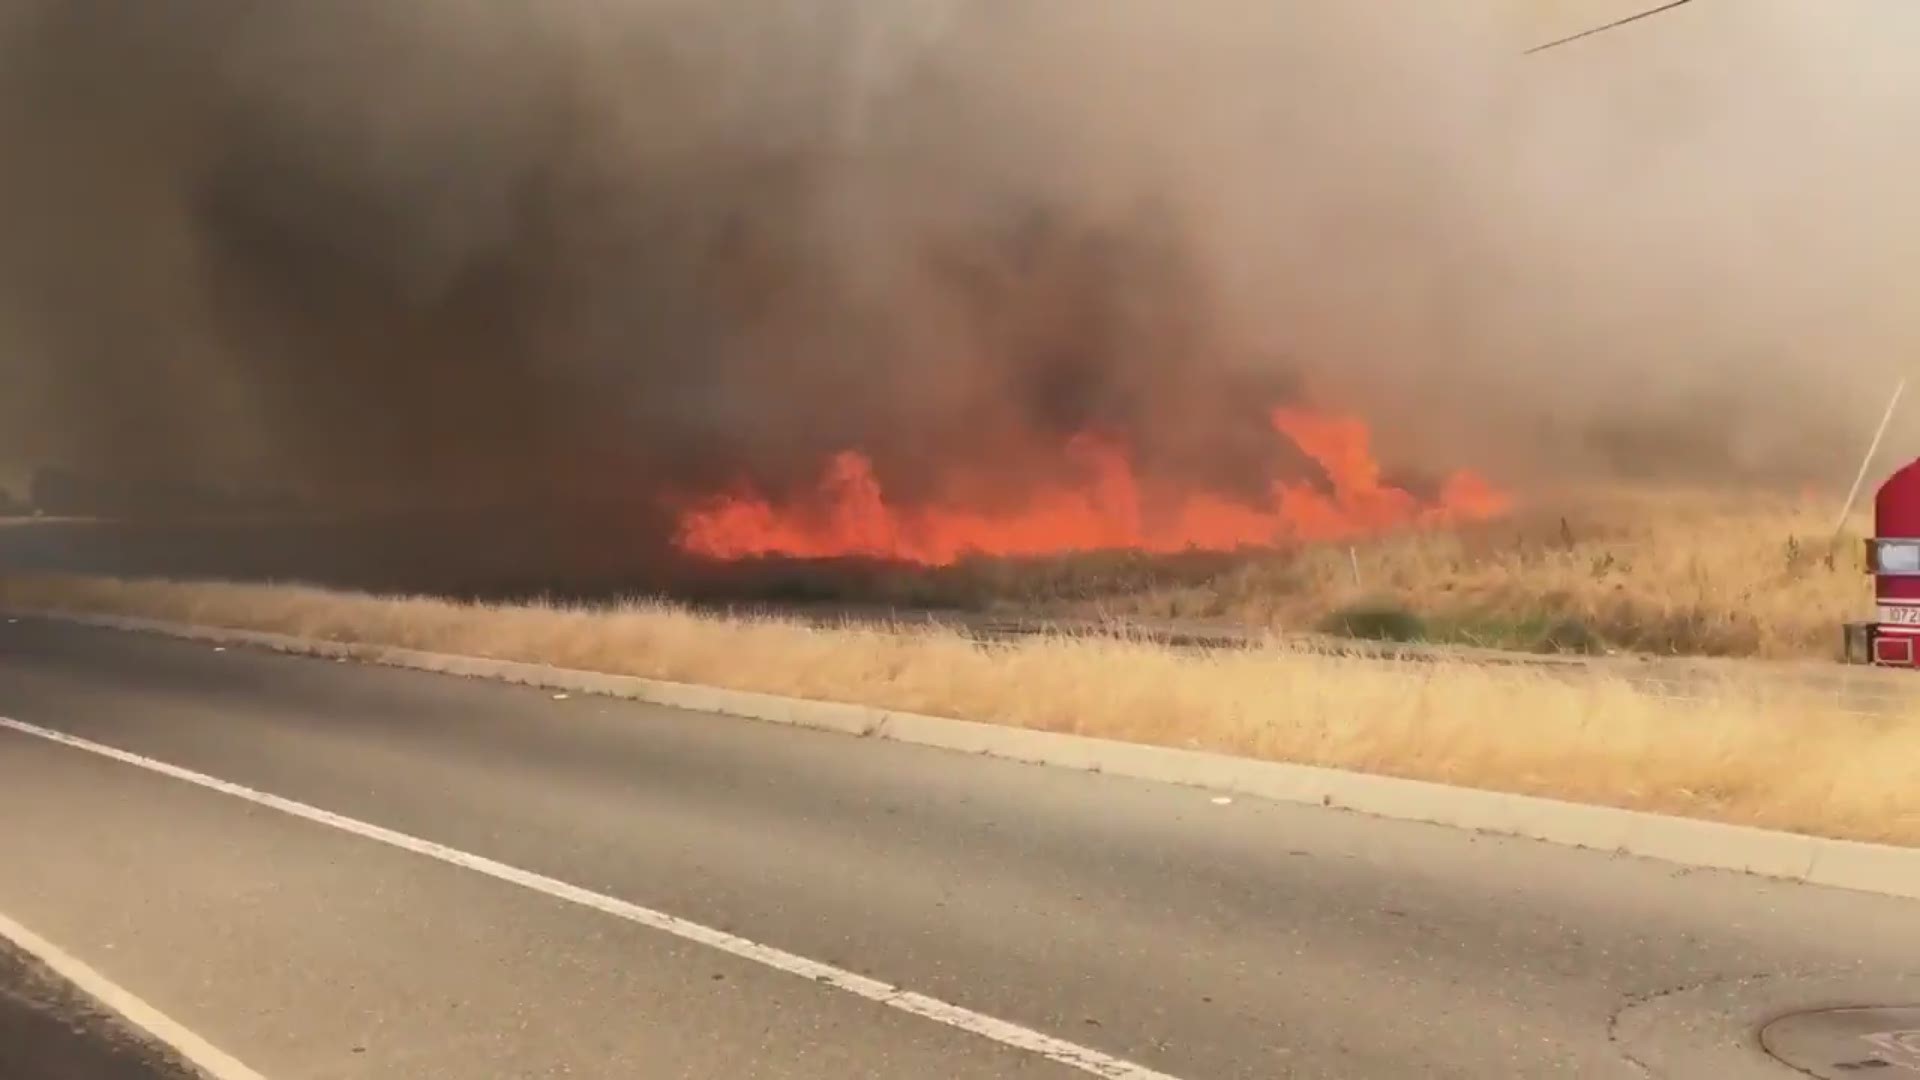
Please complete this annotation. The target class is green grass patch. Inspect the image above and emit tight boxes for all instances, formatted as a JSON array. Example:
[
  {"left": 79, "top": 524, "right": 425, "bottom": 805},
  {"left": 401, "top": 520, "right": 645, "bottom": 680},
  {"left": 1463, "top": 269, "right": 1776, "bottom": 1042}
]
[
  {"left": 1319, "top": 602, "right": 1428, "bottom": 643},
  {"left": 1424, "top": 611, "right": 1610, "bottom": 655},
  {"left": 1319, "top": 602, "right": 1611, "bottom": 656}
]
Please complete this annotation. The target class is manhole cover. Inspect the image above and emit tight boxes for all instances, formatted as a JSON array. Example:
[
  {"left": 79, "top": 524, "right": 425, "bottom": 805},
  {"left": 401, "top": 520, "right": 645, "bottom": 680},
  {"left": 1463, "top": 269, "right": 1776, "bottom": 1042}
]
[{"left": 1763, "top": 1007, "right": 1920, "bottom": 1076}]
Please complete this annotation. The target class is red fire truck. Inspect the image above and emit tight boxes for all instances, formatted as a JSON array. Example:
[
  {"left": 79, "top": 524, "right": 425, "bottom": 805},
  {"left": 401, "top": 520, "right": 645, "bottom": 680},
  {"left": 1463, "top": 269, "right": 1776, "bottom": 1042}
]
[{"left": 1852, "top": 457, "right": 1920, "bottom": 665}]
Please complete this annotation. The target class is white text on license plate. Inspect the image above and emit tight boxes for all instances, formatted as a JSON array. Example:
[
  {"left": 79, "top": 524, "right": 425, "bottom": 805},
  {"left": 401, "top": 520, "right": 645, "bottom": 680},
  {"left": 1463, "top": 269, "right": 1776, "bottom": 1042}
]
[{"left": 1880, "top": 605, "right": 1920, "bottom": 626}]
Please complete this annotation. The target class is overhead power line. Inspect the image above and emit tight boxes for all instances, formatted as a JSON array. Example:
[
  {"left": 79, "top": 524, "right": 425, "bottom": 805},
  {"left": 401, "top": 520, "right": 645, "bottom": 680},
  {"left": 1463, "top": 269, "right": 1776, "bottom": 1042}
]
[{"left": 1525, "top": 0, "right": 1704, "bottom": 55}]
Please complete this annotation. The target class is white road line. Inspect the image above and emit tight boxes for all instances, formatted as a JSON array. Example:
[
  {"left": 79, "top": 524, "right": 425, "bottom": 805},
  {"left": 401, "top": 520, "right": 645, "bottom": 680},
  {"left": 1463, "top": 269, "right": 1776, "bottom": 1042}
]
[
  {"left": 0, "top": 908, "right": 267, "bottom": 1080},
  {"left": 0, "top": 717, "right": 1183, "bottom": 1080}
]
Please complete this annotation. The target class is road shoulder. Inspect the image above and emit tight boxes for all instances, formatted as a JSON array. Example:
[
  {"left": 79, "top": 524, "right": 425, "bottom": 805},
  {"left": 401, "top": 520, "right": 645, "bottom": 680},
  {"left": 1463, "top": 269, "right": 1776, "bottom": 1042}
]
[{"left": 0, "top": 931, "right": 206, "bottom": 1080}]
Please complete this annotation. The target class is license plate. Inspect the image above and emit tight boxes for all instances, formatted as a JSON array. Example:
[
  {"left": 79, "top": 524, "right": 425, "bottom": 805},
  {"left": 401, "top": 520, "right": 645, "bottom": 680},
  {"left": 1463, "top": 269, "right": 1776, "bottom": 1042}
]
[{"left": 1879, "top": 605, "right": 1920, "bottom": 626}]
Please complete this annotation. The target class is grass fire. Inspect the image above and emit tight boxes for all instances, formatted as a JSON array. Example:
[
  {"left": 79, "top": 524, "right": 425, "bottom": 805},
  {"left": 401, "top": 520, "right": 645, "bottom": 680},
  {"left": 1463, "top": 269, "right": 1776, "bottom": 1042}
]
[{"left": 672, "top": 407, "right": 1511, "bottom": 564}]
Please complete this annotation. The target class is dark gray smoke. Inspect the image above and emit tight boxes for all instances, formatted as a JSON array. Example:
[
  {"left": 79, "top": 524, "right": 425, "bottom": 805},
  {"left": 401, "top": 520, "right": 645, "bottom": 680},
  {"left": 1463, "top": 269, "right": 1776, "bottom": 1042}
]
[{"left": 3, "top": 0, "right": 1918, "bottom": 534}]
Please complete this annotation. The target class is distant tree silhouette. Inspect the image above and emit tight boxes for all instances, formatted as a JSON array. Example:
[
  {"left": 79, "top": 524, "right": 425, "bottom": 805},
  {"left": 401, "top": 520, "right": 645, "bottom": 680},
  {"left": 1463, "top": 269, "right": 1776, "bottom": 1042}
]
[
  {"left": 29, "top": 467, "right": 88, "bottom": 516},
  {"left": 27, "top": 466, "right": 301, "bottom": 519}
]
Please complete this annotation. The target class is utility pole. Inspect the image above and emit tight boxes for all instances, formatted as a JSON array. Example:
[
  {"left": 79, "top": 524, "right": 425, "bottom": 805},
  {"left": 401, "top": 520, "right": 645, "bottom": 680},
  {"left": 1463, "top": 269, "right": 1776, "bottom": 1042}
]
[
  {"left": 1834, "top": 378, "right": 1909, "bottom": 546},
  {"left": 1526, "top": 0, "right": 1705, "bottom": 54}
]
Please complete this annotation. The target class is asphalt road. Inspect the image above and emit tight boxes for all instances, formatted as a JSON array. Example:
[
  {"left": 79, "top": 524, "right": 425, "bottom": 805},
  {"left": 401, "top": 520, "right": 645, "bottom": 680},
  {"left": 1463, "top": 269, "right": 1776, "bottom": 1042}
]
[
  {"left": 0, "top": 937, "right": 199, "bottom": 1080},
  {"left": 0, "top": 621, "right": 1917, "bottom": 1078}
]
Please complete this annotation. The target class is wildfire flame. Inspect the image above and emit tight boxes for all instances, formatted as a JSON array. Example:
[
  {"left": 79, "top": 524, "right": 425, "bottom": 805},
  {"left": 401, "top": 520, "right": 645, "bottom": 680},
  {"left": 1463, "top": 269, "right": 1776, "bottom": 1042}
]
[{"left": 673, "top": 407, "right": 1510, "bottom": 565}]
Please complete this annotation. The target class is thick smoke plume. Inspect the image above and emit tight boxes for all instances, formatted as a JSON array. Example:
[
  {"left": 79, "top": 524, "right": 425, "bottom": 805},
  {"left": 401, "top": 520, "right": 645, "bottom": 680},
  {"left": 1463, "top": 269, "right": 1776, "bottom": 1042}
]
[{"left": 4, "top": 0, "right": 1920, "bottom": 530}]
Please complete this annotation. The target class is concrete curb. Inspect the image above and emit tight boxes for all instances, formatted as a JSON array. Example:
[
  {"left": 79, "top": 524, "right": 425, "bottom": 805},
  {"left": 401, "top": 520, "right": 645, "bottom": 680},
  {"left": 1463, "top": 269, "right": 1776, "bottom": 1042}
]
[{"left": 13, "top": 608, "right": 1920, "bottom": 902}]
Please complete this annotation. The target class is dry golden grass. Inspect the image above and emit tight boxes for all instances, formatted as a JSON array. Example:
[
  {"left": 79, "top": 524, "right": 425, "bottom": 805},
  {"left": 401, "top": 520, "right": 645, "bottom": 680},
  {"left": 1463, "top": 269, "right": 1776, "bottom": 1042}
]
[
  {"left": 5, "top": 571, "right": 1917, "bottom": 847},
  {"left": 935, "top": 486, "right": 1873, "bottom": 660}
]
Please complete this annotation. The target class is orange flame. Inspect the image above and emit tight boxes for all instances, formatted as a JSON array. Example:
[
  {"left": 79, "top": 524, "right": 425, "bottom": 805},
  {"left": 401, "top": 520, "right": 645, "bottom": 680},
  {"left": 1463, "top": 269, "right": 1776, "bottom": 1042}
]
[{"left": 673, "top": 407, "right": 1510, "bottom": 565}]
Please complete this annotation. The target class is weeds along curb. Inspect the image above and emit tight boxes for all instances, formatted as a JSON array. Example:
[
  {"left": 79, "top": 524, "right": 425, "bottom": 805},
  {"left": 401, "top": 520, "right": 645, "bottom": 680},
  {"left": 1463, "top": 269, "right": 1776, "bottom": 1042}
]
[{"left": 12, "top": 608, "right": 1920, "bottom": 902}]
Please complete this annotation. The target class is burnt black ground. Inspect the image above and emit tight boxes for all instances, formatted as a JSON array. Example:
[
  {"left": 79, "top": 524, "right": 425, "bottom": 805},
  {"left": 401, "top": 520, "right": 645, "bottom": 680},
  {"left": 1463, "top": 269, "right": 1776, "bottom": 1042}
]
[{"left": 0, "top": 938, "right": 197, "bottom": 1080}]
